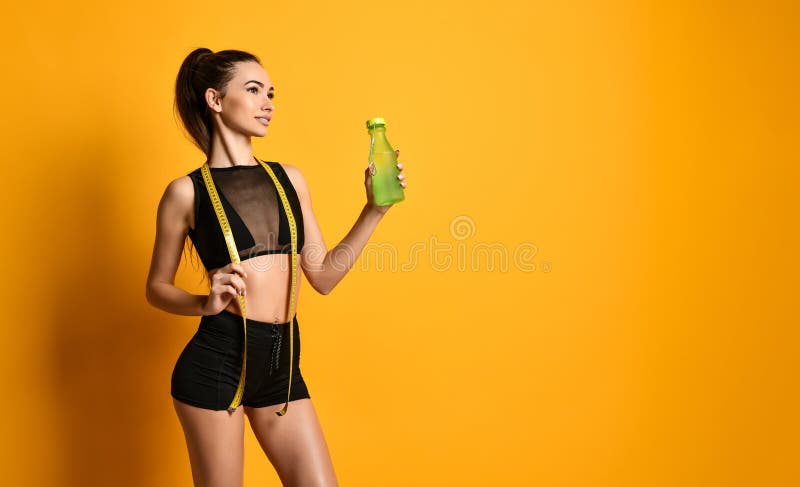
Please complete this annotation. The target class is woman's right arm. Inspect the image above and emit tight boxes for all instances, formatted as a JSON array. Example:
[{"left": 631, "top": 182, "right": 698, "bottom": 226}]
[{"left": 145, "top": 176, "right": 207, "bottom": 316}]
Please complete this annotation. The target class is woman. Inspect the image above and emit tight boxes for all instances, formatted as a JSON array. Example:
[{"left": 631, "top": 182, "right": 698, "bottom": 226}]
[{"left": 145, "top": 48, "right": 407, "bottom": 487}]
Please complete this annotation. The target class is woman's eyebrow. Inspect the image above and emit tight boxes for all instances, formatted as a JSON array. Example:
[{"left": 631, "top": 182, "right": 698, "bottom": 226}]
[{"left": 244, "top": 80, "right": 274, "bottom": 90}]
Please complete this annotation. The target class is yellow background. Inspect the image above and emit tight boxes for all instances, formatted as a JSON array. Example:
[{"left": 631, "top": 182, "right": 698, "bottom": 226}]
[{"left": 3, "top": 1, "right": 797, "bottom": 485}]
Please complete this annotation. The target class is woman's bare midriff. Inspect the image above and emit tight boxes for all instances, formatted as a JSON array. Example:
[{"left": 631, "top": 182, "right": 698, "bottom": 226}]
[{"left": 209, "top": 253, "right": 302, "bottom": 324}]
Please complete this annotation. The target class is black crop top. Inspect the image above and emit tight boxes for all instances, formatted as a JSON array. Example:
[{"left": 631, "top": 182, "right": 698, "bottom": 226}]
[{"left": 186, "top": 161, "right": 305, "bottom": 270}]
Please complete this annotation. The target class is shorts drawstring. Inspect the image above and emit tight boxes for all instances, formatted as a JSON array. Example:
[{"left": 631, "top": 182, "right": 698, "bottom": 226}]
[{"left": 268, "top": 325, "right": 282, "bottom": 376}]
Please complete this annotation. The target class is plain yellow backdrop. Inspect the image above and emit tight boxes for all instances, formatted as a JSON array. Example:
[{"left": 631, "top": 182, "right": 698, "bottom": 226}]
[{"left": 2, "top": 1, "right": 797, "bottom": 485}]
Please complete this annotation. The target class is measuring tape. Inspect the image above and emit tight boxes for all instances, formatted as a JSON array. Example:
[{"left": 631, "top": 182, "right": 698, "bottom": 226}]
[{"left": 200, "top": 159, "right": 299, "bottom": 416}]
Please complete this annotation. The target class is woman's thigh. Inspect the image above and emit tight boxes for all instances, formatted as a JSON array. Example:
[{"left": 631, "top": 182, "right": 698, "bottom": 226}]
[
  {"left": 244, "top": 398, "right": 338, "bottom": 487},
  {"left": 173, "top": 398, "right": 245, "bottom": 487}
]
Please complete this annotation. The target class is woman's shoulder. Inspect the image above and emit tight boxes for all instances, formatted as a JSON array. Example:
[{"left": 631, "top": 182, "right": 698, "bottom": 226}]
[
  {"left": 158, "top": 174, "right": 195, "bottom": 218},
  {"left": 278, "top": 163, "right": 309, "bottom": 196},
  {"left": 168, "top": 173, "right": 195, "bottom": 193}
]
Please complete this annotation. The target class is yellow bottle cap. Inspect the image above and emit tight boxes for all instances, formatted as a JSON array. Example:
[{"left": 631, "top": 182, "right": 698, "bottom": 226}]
[{"left": 366, "top": 117, "right": 386, "bottom": 129}]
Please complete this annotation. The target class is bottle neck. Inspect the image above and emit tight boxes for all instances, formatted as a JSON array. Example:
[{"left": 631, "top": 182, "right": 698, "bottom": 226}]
[{"left": 369, "top": 127, "right": 391, "bottom": 151}]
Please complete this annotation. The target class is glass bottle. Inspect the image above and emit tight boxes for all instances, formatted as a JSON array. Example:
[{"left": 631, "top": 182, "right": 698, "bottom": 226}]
[{"left": 366, "top": 117, "right": 405, "bottom": 206}]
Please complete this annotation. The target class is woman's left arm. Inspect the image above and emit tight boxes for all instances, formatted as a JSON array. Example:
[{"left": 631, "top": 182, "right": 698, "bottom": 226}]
[{"left": 282, "top": 149, "right": 407, "bottom": 295}]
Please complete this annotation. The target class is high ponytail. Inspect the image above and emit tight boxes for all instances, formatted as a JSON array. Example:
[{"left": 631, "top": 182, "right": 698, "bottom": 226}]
[{"left": 173, "top": 47, "right": 261, "bottom": 157}]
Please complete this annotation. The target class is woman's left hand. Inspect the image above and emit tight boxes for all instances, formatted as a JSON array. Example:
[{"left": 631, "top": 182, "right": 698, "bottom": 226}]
[{"left": 365, "top": 148, "right": 407, "bottom": 215}]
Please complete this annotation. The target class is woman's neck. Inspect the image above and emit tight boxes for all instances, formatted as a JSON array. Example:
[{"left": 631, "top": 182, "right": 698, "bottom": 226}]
[{"left": 207, "top": 128, "right": 256, "bottom": 168}]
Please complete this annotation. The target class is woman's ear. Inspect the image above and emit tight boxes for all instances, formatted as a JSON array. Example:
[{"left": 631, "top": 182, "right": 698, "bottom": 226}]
[{"left": 204, "top": 87, "right": 222, "bottom": 113}]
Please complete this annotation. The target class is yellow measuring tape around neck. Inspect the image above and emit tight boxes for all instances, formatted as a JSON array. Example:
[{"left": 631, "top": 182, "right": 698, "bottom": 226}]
[{"left": 200, "top": 159, "right": 299, "bottom": 416}]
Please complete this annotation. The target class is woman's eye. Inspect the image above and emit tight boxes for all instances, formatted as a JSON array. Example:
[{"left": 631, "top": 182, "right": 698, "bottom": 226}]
[{"left": 248, "top": 87, "right": 274, "bottom": 100}]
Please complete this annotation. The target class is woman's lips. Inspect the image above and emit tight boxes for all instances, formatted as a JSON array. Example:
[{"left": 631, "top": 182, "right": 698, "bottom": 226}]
[{"left": 256, "top": 117, "right": 270, "bottom": 126}]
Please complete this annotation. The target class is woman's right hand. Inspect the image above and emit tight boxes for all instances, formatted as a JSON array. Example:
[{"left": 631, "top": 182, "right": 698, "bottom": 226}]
[{"left": 202, "top": 263, "right": 248, "bottom": 316}]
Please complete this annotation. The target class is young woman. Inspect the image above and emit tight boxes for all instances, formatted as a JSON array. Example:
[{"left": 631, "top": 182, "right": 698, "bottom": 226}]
[{"left": 145, "top": 48, "right": 407, "bottom": 487}]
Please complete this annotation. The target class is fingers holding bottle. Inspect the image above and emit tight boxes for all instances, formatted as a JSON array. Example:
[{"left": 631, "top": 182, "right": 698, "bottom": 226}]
[{"left": 395, "top": 149, "right": 407, "bottom": 189}]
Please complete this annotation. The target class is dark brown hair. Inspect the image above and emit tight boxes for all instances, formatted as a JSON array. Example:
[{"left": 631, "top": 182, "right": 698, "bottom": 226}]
[
  {"left": 173, "top": 48, "right": 261, "bottom": 157},
  {"left": 174, "top": 48, "right": 261, "bottom": 285}
]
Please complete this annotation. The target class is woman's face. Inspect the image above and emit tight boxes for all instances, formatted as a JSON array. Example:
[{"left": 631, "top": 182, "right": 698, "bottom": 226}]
[{"left": 207, "top": 61, "right": 275, "bottom": 137}]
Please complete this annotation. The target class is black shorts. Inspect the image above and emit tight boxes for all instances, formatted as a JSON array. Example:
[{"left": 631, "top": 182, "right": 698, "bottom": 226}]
[{"left": 171, "top": 309, "right": 311, "bottom": 410}]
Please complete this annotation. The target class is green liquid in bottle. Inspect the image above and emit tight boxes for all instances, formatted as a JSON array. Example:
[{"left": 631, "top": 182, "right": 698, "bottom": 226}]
[{"left": 366, "top": 117, "right": 405, "bottom": 206}]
